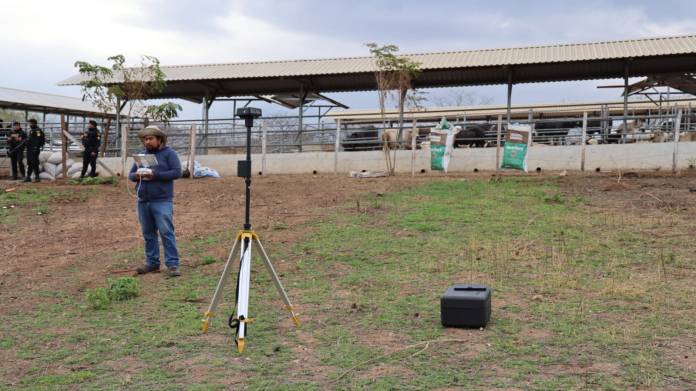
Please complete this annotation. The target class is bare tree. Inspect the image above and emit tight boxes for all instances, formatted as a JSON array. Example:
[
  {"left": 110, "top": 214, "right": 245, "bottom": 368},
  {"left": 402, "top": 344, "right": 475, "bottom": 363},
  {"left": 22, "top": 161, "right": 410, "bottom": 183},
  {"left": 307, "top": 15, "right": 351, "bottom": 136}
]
[{"left": 431, "top": 89, "right": 494, "bottom": 107}]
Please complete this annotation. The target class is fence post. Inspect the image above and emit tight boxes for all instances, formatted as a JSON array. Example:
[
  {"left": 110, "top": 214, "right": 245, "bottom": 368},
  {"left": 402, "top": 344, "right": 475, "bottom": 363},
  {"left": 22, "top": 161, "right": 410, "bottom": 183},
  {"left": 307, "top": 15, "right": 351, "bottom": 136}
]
[
  {"left": 261, "top": 122, "right": 267, "bottom": 175},
  {"left": 121, "top": 124, "right": 128, "bottom": 177},
  {"left": 581, "top": 111, "right": 587, "bottom": 172},
  {"left": 60, "top": 115, "right": 68, "bottom": 179},
  {"left": 672, "top": 109, "right": 683, "bottom": 174},
  {"left": 334, "top": 119, "right": 341, "bottom": 175},
  {"left": 495, "top": 114, "right": 503, "bottom": 176},
  {"left": 411, "top": 119, "right": 417, "bottom": 177},
  {"left": 187, "top": 124, "right": 197, "bottom": 177}
]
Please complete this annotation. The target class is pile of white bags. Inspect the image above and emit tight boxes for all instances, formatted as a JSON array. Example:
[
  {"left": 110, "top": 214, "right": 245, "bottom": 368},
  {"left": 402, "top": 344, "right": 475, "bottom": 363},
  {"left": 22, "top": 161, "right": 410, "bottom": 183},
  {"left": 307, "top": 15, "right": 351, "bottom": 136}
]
[{"left": 37, "top": 151, "right": 90, "bottom": 181}]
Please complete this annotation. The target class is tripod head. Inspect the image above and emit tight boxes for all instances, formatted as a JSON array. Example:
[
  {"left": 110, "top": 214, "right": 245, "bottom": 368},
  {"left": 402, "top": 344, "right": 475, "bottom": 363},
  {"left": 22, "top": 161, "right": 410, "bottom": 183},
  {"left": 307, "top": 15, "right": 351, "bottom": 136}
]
[{"left": 236, "top": 107, "right": 262, "bottom": 128}]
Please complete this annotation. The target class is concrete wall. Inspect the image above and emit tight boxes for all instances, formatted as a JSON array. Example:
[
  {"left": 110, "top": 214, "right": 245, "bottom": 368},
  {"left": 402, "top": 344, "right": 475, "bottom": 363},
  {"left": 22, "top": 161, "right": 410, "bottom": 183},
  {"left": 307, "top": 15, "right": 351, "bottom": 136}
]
[{"left": 94, "top": 142, "right": 696, "bottom": 177}]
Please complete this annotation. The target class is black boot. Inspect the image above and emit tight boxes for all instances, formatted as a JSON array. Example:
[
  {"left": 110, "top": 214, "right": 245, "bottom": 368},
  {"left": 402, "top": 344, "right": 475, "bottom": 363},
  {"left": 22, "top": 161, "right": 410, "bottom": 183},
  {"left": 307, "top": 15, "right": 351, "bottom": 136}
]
[{"left": 23, "top": 177, "right": 31, "bottom": 182}]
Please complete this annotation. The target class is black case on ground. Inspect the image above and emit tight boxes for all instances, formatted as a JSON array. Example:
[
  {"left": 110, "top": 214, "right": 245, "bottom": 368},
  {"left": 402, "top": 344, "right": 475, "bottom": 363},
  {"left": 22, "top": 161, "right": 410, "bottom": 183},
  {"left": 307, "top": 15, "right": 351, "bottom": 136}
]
[{"left": 440, "top": 284, "right": 491, "bottom": 328}]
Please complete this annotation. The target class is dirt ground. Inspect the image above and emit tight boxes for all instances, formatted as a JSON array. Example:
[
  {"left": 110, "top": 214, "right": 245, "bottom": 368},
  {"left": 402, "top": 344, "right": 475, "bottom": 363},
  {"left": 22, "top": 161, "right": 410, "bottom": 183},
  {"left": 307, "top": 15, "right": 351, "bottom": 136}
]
[
  {"left": 0, "top": 174, "right": 436, "bottom": 310},
  {"left": 2, "top": 170, "right": 696, "bottom": 388},
  {"left": 3, "top": 170, "right": 696, "bottom": 311}
]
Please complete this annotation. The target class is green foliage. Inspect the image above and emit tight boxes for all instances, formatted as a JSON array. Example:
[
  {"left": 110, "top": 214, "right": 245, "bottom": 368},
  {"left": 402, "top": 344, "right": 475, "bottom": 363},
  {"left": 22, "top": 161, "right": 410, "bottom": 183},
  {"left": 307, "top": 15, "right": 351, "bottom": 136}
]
[
  {"left": 85, "top": 287, "right": 110, "bottom": 310},
  {"left": 106, "top": 277, "right": 140, "bottom": 301},
  {"left": 144, "top": 102, "right": 183, "bottom": 125},
  {"left": 200, "top": 255, "right": 217, "bottom": 265},
  {"left": 74, "top": 54, "right": 180, "bottom": 122},
  {"left": 365, "top": 42, "right": 423, "bottom": 174}
]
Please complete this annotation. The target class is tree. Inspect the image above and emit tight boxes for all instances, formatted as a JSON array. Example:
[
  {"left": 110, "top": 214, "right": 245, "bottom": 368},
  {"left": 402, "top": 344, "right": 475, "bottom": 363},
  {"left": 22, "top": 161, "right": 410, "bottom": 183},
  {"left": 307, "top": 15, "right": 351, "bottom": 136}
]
[
  {"left": 74, "top": 54, "right": 181, "bottom": 123},
  {"left": 366, "top": 43, "right": 421, "bottom": 175}
]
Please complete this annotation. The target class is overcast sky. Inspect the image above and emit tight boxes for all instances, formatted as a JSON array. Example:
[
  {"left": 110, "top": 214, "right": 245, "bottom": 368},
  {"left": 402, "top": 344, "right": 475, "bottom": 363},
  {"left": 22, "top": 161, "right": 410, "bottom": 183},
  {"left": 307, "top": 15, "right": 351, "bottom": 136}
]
[{"left": 1, "top": 0, "right": 695, "bottom": 119}]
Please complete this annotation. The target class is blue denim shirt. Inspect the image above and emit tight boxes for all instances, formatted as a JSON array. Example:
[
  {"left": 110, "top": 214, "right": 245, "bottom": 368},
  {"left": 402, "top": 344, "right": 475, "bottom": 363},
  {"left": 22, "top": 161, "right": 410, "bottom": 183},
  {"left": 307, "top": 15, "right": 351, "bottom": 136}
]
[{"left": 128, "top": 146, "right": 182, "bottom": 202}]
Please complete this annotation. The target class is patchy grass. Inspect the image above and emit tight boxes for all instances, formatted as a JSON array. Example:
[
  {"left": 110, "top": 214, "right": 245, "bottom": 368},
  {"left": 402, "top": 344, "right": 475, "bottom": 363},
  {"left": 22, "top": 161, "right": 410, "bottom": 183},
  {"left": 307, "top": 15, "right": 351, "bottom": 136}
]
[
  {"left": 0, "top": 187, "right": 76, "bottom": 224},
  {"left": 69, "top": 177, "right": 118, "bottom": 186},
  {"left": 1, "top": 177, "right": 694, "bottom": 390}
]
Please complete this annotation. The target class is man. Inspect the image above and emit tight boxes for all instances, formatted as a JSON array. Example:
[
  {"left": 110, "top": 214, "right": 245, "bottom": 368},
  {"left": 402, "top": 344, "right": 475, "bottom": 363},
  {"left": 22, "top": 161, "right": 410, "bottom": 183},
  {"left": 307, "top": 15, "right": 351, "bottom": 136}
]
[
  {"left": 128, "top": 126, "right": 182, "bottom": 277},
  {"left": 7, "top": 122, "right": 27, "bottom": 180},
  {"left": 80, "top": 120, "right": 101, "bottom": 178},
  {"left": 24, "top": 119, "right": 45, "bottom": 183}
]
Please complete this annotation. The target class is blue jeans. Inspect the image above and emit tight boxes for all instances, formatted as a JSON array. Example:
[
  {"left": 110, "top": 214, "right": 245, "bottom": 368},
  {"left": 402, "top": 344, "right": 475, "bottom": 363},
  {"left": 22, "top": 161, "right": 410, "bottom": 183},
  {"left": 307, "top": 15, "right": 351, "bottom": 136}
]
[{"left": 137, "top": 201, "right": 180, "bottom": 269}]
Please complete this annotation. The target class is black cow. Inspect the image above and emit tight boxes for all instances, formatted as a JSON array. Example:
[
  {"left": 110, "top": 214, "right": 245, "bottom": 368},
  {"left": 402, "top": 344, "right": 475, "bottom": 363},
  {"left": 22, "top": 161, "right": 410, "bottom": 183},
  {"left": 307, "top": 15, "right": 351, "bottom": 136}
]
[
  {"left": 342, "top": 126, "right": 381, "bottom": 151},
  {"left": 454, "top": 124, "right": 493, "bottom": 148}
]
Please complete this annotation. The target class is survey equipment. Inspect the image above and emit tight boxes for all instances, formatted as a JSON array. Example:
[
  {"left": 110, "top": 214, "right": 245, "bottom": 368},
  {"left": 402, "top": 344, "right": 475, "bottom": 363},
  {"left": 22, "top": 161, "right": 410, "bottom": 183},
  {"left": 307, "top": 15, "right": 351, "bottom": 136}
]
[{"left": 201, "top": 107, "right": 299, "bottom": 353}]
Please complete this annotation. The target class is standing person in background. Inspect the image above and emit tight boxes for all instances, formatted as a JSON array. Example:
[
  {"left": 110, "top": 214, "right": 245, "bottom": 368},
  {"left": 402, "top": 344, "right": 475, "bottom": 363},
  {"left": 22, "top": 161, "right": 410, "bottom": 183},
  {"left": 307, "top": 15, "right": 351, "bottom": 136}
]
[
  {"left": 80, "top": 120, "right": 101, "bottom": 178},
  {"left": 24, "top": 119, "right": 45, "bottom": 183},
  {"left": 7, "top": 121, "right": 27, "bottom": 180}
]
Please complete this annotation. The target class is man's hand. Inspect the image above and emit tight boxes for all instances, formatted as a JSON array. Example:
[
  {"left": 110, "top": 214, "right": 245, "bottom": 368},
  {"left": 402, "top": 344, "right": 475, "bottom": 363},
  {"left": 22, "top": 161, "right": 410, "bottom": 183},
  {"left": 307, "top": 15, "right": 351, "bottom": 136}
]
[
  {"left": 91, "top": 152, "right": 96, "bottom": 157},
  {"left": 141, "top": 170, "right": 154, "bottom": 180}
]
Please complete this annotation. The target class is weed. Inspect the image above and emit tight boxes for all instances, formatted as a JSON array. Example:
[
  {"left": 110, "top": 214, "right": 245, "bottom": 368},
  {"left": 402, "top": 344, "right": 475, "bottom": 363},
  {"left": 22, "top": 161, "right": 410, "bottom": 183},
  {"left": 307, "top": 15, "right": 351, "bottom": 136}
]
[
  {"left": 200, "top": 255, "right": 217, "bottom": 265},
  {"left": 107, "top": 277, "right": 140, "bottom": 301},
  {"left": 85, "top": 287, "right": 110, "bottom": 310}
]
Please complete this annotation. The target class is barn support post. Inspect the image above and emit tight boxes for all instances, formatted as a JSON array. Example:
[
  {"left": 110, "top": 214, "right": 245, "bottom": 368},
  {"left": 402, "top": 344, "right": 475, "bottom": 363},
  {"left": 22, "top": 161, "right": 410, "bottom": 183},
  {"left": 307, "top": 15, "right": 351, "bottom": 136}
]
[
  {"left": 120, "top": 123, "right": 128, "bottom": 177},
  {"left": 506, "top": 69, "right": 513, "bottom": 126},
  {"left": 673, "top": 109, "right": 683, "bottom": 174},
  {"left": 261, "top": 122, "right": 267, "bottom": 175},
  {"left": 115, "top": 96, "right": 121, "bottom": 147},
  {"left": 581, "top": 111, "right": 588, "bottom": 171},
  {"left": 495, "top": 114, "right": 503, "bottom": 176},
  {"left": 201, "top": 94, "right": 212, "bottom": 155},
  {"left": 187, "top": 124, "right": 197, "bottom": 178},
  {"left": 297, "top": 87, "right": 308, "bottom": 153},
  {"left": 410, "top": 119, "right": 417, "bottom": 177},
  {"left": 60, "top": 114, "right": 68, "bottom": 179},
  {"left": 334, "top": 118, "right": 341, "bottom": 175},
  {"left": 528, "top": 109, "right": 534, "bottom": 143},
  {"left": 622, "top": 62, "right": 629, "bottom": 144}
]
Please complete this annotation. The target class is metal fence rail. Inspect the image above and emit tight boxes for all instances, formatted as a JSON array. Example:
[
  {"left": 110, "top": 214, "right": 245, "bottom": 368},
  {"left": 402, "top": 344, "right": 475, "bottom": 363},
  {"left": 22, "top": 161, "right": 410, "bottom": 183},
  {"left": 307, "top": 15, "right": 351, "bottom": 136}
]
[{"left": 1, "top": 107, "right": 694, "bottom": 158}]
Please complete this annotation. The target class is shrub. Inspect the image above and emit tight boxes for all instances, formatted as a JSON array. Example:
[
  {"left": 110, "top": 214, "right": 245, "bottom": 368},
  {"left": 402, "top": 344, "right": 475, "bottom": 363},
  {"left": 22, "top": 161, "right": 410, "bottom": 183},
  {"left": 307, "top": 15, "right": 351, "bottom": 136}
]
[
  {"left": 85, "top": 287, "right": 110, "bottom": 310},
  {"left": 107, "top": 277, "right": 140, "bottom": 301}
]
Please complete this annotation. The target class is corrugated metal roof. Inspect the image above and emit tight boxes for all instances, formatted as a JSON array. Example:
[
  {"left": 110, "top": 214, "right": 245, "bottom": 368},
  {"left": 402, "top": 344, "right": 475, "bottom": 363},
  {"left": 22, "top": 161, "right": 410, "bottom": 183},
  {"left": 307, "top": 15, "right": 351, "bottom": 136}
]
[
  {"left": 0, "top": 86, "right": 115, "bottom": 117},
  {"left": 328, "top": 99, "right": 696, "bottom": 124},
  {"left": 59, "top": 35, "right": 696, "bottom": 85}
]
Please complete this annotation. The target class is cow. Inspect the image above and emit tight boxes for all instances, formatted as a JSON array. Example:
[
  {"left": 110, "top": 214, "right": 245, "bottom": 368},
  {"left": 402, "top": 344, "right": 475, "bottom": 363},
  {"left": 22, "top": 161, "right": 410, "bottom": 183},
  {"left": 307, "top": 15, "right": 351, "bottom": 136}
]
[
  {"left": 453, "top": 124, "right": 494, "bottom": 148},
  {"left": 381, "top": 127, "right": 429, "bottom": 150},
  {"left": 342, "top": 127, "right": 381, "bottom": 151}
]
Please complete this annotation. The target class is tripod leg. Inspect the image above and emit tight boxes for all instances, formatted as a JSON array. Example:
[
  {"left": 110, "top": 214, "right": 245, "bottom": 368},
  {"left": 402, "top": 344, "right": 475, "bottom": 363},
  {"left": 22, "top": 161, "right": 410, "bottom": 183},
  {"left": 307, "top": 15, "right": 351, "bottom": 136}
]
[
  {"left": 235, "top": 236, "right": 253, "bottom": 353},
  {"left": 253, "top": 238, "right": 300, "bottom": 327},
  {"left": 201, "top": 235, "right": 240, "bottom": 333}
]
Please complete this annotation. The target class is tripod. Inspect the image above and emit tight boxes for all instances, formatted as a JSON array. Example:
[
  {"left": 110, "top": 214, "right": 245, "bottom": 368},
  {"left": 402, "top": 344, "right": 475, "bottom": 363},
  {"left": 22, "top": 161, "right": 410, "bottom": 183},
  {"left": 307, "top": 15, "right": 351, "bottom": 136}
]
[{"left": 201, "top": 107, "right": 299, "bottom": 353}]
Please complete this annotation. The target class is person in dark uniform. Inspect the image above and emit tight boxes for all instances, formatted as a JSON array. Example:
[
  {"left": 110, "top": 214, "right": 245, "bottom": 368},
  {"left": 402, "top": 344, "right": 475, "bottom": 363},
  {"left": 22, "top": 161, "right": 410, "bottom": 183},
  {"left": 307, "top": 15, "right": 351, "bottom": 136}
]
[
  {"left": 80, "top": 120, "right": 101, "bottom": 178},
  {"left": 24, "top": 119, "right": 45, "bottom": 183},
  {"left": 7, "top": 121, "right": 27, "bottom": 180}
]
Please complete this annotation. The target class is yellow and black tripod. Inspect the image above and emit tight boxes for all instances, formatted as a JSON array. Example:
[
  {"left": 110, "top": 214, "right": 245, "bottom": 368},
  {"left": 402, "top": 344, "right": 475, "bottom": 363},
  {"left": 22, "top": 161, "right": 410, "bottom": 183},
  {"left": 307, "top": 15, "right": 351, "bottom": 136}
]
[{"left": 201, "top": 107, "right": 299, "bottom": 353}]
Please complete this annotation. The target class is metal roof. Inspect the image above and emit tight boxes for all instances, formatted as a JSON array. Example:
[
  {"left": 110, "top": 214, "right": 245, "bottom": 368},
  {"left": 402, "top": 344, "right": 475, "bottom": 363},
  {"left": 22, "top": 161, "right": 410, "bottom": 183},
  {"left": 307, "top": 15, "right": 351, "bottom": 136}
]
[
  {"left": 58, "top": 34, "right": 696, "bottom": 101},
  {"left": 327, "top": 99, "right": 696, "bottom": 124},
  {"left": 0, "top": 86, "right": 116, "bottom": 118}
]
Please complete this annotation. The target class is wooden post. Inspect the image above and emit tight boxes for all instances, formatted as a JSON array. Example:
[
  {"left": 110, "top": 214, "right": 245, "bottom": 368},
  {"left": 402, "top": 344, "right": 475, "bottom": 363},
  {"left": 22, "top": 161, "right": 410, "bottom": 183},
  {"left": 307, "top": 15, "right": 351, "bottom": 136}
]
[
  {"left": 495, "top": 114, "right": 503, "bottom": 176},
  {"left": 411, "top": 119, "right": 417, "bottom": 177},
  {"left": 60, "top": 115, "right": 68, "bottom": 179},
  {"left": 581, "top": 112, "right": 588, "bottom": 171},
  {"left": 188, "top": 124, "right": 197, "bottom": 178},
  {"left": 334, "top": 119, "right": 341, "bottom": 175},
  {"left": 261, "top": 122, "right": 267, "bottom": 175},
  {"left": 121, "top": 124, "right": 128, "bottom": 177},
  {"left": 672, "top": 109, "right": 683, "bottom": 174},
  {"left": 100, "top": 118, "right": 111, "bottom": 157}
]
